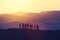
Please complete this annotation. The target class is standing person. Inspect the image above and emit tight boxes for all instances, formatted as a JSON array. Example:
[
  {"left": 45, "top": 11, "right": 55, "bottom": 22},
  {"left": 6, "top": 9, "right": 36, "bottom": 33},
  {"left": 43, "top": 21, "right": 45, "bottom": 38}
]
[
  {"left": 22, "top": 23, "right": 25, "bottom": 29},
  {"left": 26, "top": 24, "right": 29, "bottom": 29},
  {"left": 30, "top": 24, "right": 33, "bottom": 29},
  {"left": 34, "top": 24, "right": 36, "bottom": 30},
  {"left": 24, "top": 24, "right": 28, "bottom": 29},
  {"left": 36, "top": 25, "right": 39, "bottom": 30},
  {"left": 19, "top": 24, "right": 21, "bottom": 29}
]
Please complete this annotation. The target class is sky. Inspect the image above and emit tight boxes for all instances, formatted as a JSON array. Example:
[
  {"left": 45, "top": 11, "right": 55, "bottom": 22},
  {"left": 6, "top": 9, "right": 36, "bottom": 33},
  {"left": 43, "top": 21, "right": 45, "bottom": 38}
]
[{"left": 0, "top": 0, "right": 60, "bottom": 13}]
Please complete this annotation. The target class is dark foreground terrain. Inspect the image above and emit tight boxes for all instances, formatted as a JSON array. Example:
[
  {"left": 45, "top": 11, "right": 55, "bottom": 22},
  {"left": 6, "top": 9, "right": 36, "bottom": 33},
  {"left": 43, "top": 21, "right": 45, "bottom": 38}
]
[{"left": 0, "top": 29, "right": 60, "bottom": 40}]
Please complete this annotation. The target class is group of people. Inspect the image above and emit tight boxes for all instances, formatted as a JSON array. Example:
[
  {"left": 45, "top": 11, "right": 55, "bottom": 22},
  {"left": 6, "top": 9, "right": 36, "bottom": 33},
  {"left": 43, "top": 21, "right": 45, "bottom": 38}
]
[{"left": 19, "top": 23, "right": 39, "bottom": 30}]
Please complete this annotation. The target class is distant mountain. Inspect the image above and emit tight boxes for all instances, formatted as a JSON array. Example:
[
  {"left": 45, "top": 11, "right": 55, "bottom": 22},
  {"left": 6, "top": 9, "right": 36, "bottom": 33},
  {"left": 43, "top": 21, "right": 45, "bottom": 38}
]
[
  {"left": 0, "top": 11, "right": 60, "bottom": 30},
  {"left": 37, "top": 11, "right": 60, "bottom": 30}
]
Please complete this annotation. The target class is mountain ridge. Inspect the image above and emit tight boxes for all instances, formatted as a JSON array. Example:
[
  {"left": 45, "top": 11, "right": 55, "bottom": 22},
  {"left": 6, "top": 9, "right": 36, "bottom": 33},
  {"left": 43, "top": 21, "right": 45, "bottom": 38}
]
[{"left": 0, "top": 11, "right": 60, "bottom": 30}]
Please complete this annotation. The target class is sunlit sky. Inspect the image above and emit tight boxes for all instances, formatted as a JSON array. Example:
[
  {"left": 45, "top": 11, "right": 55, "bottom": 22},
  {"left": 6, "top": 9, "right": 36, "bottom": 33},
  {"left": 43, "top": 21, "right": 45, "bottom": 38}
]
[{"left": 0, "top": 0, "right": 60, "bottom": 13}]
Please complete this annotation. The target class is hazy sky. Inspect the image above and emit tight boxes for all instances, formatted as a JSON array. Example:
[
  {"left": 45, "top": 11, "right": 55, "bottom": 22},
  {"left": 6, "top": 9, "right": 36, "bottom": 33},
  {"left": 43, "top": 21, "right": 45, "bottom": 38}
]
[{"left": 0, "top": 0, "right": 60, "bottom": 13}]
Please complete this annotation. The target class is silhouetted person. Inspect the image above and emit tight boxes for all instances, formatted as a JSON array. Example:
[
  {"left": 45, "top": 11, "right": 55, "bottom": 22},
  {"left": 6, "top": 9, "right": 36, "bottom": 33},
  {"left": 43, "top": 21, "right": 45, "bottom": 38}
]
[
  {"left": 34, "top": 24, "right": 36, "bottom": 30},
  {"left": 27, "top": 23, "right": 31, "bottom": 29},
  {"left": 24, "top": 24, "right": 28, "bottom": 29},
  {"left": 19, "top": 24, "right": 21, "bottom": 29},
  {"left": 36, "top": 25, "right": 39, "bottom": 30},
  {"left": 30, "top": 24, "right": 33, "bottom": 29},
  {"left": 22, "top": 23, "right": 25, "bottom": 29},
  {"left": 28, "top": 24, "right": 32, "bottom": 29},
  {"left": 25, "top": 24, "right": 29, "bottom": 29}
]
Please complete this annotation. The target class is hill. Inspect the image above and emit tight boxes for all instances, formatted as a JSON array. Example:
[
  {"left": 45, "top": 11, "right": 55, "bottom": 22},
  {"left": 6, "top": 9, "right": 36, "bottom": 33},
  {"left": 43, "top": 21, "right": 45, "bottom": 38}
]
[{"left": 0, "top": 29, "right": 60, "bottom": 40}]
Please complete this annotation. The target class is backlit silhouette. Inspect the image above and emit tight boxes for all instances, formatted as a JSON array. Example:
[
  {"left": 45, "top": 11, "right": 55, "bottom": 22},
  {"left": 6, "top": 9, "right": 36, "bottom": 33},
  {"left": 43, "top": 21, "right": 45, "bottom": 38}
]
[{"left": 19, "top": 23, "right": 39, "bottom": 30}]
